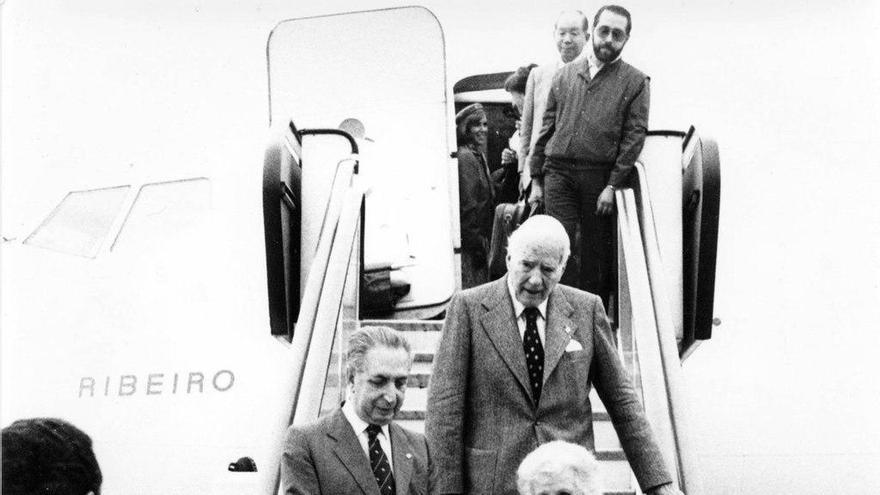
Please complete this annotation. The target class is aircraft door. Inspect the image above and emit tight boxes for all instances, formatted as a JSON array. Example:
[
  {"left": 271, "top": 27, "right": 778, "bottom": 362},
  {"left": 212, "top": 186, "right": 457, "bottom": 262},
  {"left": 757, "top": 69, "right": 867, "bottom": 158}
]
[{"left": 267, "top": 7, "right": 456, "bottom": 319}]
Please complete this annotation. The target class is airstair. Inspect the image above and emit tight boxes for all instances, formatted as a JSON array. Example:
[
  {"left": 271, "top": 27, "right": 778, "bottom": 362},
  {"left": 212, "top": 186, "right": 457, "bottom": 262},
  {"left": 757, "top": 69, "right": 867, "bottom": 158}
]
[{"left": 266, "top": 120, "right": 719, "bottom": 494}]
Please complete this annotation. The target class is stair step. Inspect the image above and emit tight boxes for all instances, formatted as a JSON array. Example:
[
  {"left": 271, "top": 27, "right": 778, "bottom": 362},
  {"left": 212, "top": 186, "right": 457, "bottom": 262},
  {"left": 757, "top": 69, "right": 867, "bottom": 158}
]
[
  {"left": 413, "top": 353, "right": 433, "bottom": 363},
  {"left": 364, "top": 319, "right": 444, "bottom": 355},
  {"left": 362, "top": 319, "right": 444, "bottom": 332}
]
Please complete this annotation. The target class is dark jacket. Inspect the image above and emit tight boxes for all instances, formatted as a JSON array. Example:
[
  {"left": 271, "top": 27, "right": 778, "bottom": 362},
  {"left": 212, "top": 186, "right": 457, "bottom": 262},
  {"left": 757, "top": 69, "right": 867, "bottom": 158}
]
[
  {"left": 457, "top": 145, "right": 494, "bottom": 255},
  {"left": 529, "top": 57, "right": 650, "bottom": 188}
]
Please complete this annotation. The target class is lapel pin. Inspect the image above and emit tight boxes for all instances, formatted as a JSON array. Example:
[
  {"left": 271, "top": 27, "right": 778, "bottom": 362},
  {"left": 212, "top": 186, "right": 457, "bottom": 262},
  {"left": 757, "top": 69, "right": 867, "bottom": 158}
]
[{"left": 406, "top": 453, "right": 413, "bottom": 459}]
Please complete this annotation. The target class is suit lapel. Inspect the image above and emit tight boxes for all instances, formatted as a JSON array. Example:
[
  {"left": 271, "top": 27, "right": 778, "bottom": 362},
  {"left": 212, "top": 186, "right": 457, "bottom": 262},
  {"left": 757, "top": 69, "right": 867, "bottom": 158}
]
[
  {"left": 479, "top": 277, "right": 533, "bottom": 404},
  {"left": 328, "top": 410, "right": 380, "bottom": 495},
  {"left": 389, "top": 423, "right": 413, "bottom": 495},
  {"left": 543, "top": 288, "right": 574, "bottom": 385}
]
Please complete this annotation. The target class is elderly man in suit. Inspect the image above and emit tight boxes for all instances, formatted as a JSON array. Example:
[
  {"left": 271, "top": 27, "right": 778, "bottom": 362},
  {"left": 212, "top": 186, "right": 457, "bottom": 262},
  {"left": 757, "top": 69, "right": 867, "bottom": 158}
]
[
  {"left": 281, "top": 326, "right": 432, "bottom": 495},
  {"left": 425, "top": 215, "right": 678, "bottom": 495}
]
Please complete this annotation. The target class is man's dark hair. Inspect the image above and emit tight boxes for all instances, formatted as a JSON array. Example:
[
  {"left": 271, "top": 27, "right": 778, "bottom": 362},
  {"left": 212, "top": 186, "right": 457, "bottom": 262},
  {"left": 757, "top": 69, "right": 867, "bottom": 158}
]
[
  {"left": 2, "top": 417, "right": 103, "bottom": 495},
  {"left": 594, "top": 5, "right": 632, "bottom": 35},
  {"left": 504, "top": 64, "right": 538, "bottom": 94}
]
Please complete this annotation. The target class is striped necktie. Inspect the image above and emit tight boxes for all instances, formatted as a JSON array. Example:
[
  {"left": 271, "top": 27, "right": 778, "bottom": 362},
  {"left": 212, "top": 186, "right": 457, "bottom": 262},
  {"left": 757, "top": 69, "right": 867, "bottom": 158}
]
[{"left": 366, "top": 424, "right": 396, "bottom": 495}]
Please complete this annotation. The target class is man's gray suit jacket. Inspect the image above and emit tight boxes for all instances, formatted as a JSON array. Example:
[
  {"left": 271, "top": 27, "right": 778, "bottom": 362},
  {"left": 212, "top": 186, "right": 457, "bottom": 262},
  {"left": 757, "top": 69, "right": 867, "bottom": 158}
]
[
  {"left": 425, "top": 277, "right": 671, "bottom": 494},
  {"left": 281, "top": 408, "right": 433, "bottom": 495}
]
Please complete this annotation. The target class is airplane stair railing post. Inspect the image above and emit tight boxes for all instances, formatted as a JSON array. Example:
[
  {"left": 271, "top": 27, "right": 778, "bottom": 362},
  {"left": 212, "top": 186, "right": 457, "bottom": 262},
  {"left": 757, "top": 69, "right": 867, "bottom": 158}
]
[
  {"left": 615, "top": 162, "right": 699, "bottom": 495},
  {"left": 268, "top": 173, "right": 365, "bottom": 494},
  {"left": 289, "top": 182, "right": 364, "bottom": 425}
]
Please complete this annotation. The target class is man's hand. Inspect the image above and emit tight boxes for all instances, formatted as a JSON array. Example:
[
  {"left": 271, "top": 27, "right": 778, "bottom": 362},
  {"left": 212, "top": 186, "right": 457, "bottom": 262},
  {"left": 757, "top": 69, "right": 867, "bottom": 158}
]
[
  {"left": 528, "top": 178, "right": 544, "bottom": 210},
  {"left": 501, "top": 148, "right": 516, "bottom": 166},
  {"left": 596, "top": 185, "right": 615, "bottom": 215},
  {"left": 519, "top": 171, "right": 531, "bottom": 194},
  {"left": 646, "top": 483, "right": 684, "bottom": 495}
]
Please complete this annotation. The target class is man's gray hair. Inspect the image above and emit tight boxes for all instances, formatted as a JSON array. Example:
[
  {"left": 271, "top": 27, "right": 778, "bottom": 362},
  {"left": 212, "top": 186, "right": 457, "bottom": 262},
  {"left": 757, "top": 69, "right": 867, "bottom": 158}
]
[
  {"left": 554, "top": 9, "right": 590, "bottom": 33},
  {"left": 516, "top": 440, "right": 601, "bottom": 495},
  {"left": 507, "top": 214, "right": 570, "bottom": 266},
  {"left": 346, "top": 326, "right": 412, "bottom": 383}
]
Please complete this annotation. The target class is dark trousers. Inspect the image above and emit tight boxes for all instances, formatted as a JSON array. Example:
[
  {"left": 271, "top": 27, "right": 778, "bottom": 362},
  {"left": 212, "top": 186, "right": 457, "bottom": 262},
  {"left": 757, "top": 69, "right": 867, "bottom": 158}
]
[
  {"left": 461, "top": 248, "right": 489, "bottom": 290},
  {"left": 544, "top": 161, "right": 615, "bottom": 304}
]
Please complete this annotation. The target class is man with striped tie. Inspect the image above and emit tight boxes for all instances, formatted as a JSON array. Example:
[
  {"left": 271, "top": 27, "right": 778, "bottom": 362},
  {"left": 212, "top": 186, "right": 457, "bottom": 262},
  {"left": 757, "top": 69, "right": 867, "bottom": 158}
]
[{"left": 281, "top": 326, "right": 433, "bottom": 495}]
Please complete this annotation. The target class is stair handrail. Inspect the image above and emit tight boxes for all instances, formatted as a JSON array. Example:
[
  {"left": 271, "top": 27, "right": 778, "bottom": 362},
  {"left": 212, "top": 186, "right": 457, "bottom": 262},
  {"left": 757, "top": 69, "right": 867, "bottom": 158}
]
[
  {"left": 290, "top": 180, "right": 364, "bottom": 425},
  {"left": 266, "top": 165, "right": 363, "bottom": 494},
  {"left": 615, "top": 161, "right": 699, "bottom": 494}
]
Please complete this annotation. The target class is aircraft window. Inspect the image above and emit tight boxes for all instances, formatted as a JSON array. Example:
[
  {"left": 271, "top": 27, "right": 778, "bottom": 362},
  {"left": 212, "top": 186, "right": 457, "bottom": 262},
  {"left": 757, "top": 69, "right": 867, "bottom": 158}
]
[
  {"left": 111, "top": 178, "right": 210, "bottom": 251},
  {"left": 24, "top": 185, "right": 131, "bottom": 258}
]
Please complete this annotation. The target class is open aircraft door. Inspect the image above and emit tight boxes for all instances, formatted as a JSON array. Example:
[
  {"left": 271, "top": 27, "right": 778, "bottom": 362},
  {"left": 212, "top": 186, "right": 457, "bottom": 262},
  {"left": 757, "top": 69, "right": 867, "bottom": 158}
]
[{"left": 267, "top": 7, "right": 458, "bottom": 320}]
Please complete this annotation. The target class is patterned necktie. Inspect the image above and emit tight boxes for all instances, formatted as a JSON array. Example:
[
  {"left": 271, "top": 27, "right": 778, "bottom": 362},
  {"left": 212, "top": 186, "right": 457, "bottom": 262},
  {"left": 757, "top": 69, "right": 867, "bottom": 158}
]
[
  {"left": 366, "top": 424, "right": 396, "bottom": 495},
  {"left": 523, "top": 307, "right": 545, "bottom": 403}
]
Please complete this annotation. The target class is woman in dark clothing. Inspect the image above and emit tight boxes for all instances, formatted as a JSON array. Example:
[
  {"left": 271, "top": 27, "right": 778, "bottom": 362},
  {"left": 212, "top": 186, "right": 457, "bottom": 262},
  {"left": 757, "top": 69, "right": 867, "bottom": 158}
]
[{"left": 456, "top": 103, "right": 494, "bottom": 289}]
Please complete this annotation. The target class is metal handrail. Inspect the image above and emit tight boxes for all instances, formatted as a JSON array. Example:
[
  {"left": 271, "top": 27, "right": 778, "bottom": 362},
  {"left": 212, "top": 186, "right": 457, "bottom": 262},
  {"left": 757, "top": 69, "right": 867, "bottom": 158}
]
[
  {"left": 268, "top": 178, "right": 365, "bottom": 494},
  {"left": 291, "top": 183, "right": 364, "bottom": 424},
  {"left": 616, "top": 163, "right": 699, "bottom": 494},
  {"left": 628, "top": 162, "right": 699, "bottom": 494}
]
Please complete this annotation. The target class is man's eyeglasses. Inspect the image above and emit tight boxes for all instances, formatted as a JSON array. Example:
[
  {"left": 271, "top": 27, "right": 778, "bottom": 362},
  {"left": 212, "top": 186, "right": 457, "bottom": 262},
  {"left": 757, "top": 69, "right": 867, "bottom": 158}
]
[{"left": 595, "top": 26, "right": 628, "bottom": 42}]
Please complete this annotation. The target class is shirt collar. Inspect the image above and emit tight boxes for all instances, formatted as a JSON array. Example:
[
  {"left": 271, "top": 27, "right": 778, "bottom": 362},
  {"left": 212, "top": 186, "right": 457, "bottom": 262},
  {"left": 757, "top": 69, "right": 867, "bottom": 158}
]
[
  {"left": 342, "top": 400, "right": 390, "bottom": 439},
  {"left": 506, "top": 275, "right": 548, "bottom": 320}
]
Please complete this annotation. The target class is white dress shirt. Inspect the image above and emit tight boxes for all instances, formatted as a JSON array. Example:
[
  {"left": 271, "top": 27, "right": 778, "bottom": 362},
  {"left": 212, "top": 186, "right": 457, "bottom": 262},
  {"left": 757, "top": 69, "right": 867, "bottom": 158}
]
[
  {"left": 342, "top": 400, "right": 394, "bottom": 471},
  {"left": 506, "top": 277, "right": 548, "bottom": 345}
]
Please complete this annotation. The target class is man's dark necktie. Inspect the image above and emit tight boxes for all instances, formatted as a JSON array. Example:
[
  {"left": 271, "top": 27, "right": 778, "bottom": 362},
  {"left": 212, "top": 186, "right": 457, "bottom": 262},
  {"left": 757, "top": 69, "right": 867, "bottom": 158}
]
[
  {"left": 523, "top": 307, "right": 545, "bottom": 403},
  {"left": 366, "top": 424, "right": 396, "bottom": 495}
]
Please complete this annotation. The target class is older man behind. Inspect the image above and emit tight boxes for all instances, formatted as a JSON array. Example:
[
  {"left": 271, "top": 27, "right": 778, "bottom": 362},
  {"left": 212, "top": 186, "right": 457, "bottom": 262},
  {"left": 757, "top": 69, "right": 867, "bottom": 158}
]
[
  {"left": 519, "top": 10, "right": 589, "bottom": 194},
  {"left": 281, "top": 326, "right": 433, "bottom": 495},
  {"left": 426, "top": 215, "right": 676, "bottom": 495}
]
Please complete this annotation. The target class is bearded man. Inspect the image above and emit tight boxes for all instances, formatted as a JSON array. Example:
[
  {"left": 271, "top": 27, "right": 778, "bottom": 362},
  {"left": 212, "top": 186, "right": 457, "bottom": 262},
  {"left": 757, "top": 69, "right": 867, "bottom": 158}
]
[{"left": 528, "top": 4, "right": 650, "bottom": 306}]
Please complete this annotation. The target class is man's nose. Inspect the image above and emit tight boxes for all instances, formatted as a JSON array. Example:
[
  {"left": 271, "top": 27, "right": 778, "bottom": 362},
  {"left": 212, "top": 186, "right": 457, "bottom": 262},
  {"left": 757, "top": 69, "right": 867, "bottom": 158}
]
[
  {"left": 382, "top": 384, "right": 399, "bottom": 403},
  {"left": 527, "top": 268, "right": 543, "bottom": 285}
]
